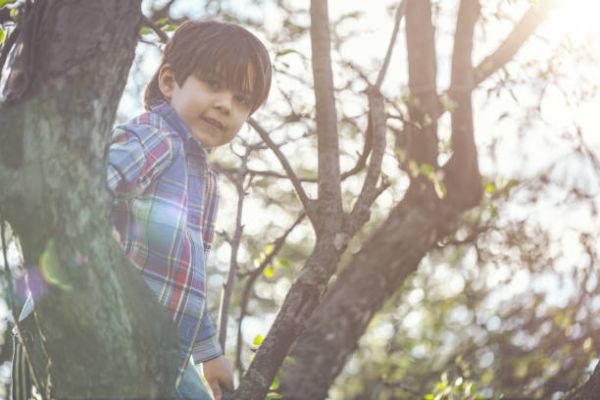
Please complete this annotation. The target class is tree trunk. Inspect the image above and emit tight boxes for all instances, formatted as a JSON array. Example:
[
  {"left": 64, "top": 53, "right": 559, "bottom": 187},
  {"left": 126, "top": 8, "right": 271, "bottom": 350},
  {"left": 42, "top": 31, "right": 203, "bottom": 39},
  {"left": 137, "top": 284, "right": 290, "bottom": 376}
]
[{"left": 0, "top": 1, "right": 180, "bottom": 398}]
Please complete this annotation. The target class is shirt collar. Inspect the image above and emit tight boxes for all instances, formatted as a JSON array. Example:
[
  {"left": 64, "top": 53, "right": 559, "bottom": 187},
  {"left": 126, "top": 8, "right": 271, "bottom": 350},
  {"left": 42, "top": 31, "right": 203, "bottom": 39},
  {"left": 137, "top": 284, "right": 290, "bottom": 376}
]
[{"left": 150, "top": 101, "right": 209, "bottom": 160}]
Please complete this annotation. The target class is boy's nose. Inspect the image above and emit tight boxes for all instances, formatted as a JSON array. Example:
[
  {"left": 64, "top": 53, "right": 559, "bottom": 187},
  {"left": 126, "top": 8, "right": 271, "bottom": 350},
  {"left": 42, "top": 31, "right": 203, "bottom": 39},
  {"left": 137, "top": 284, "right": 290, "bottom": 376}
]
[{"left": 213, "top": 91, "right": 233, "bottom": 115}]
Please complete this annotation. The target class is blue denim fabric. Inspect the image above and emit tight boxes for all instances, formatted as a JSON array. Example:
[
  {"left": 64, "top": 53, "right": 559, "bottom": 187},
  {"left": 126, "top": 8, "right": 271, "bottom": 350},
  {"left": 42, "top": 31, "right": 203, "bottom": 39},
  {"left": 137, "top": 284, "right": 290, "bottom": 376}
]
[{"left": 176, "top": 362, "right": 213, "bottom": 400}]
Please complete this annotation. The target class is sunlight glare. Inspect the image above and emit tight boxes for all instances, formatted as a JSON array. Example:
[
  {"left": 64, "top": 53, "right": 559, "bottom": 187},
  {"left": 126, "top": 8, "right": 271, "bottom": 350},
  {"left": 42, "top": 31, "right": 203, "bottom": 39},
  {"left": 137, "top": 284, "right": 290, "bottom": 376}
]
[{"left": 554, "top": 0, "right": 600, "bottom": 55}]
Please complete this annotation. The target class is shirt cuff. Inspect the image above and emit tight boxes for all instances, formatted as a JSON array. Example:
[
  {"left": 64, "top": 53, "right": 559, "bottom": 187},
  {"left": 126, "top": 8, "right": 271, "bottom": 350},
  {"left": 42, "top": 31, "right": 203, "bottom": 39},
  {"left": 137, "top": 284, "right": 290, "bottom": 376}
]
[{"left": 191, "top": 334, "right": 223, "bottom": 364}]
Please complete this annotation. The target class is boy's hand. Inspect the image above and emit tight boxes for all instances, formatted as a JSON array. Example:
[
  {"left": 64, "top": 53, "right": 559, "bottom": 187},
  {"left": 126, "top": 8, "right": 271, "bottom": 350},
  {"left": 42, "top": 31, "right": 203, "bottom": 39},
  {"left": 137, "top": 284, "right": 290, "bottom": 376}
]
[{"left": 202, "top": 355, "right": 234, "bottom": 400}]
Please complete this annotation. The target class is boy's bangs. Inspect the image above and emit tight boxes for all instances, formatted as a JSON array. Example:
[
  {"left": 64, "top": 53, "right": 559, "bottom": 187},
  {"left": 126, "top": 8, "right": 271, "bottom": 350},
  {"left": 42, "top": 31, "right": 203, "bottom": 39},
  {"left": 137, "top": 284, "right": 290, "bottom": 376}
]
[
  {"left": 145, "top": 21, "right": 271, "bottom": 112},
  {"left": 189, "top": 29, "right": 269, "bottom": 112}
]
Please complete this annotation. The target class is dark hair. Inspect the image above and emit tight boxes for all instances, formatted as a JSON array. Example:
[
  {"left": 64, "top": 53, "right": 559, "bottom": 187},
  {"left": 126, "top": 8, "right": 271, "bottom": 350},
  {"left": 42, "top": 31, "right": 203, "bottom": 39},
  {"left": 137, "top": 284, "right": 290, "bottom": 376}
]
[{"left": 144, "top": 20, "right": 272, "bottom": 114}]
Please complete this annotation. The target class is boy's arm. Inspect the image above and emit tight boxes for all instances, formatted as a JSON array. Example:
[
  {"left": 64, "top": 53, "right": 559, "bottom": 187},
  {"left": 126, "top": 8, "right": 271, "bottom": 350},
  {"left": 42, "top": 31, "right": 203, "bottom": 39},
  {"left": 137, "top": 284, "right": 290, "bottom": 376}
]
[
  {"left": 191, "top": 302, "right": 223, "bottom": 363},
  {"left": 193, "top": 305, "right": 234, "bottom": 399},
  {"left": 106, "top": 125, "right": 174, "bottom": 195}
]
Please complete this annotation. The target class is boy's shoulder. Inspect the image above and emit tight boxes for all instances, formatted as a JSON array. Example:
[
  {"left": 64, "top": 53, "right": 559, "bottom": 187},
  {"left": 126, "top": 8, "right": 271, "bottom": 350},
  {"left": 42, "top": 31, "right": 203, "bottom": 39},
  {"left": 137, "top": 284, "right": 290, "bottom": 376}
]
[{"left": 113, "top": 109, "right": 181, "bottom": 147}]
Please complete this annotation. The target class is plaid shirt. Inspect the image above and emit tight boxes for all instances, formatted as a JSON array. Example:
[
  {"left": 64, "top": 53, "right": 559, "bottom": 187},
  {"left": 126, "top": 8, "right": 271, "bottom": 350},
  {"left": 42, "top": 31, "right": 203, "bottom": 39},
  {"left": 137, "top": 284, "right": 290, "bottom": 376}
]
[{"left": 106, "top": 101, "right": 222, "bottom": 372}]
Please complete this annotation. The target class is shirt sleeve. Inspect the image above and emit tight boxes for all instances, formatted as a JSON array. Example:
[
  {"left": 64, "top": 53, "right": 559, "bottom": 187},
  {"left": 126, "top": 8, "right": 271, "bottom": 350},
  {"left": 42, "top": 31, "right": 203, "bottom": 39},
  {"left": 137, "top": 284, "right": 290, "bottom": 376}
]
[
  {"left": 106, "top": 125, "right": 175, "bottom": 196},
  {"left": 191, "top": 302, "right": 223, "bottom": 364}
]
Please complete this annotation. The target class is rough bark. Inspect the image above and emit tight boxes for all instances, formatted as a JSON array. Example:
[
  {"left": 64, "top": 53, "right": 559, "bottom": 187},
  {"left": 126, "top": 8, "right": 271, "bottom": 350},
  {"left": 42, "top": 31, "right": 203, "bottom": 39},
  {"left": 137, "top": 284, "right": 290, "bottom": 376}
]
[{"left": 0, "top": 1, "right": 179, "bottom": 398}]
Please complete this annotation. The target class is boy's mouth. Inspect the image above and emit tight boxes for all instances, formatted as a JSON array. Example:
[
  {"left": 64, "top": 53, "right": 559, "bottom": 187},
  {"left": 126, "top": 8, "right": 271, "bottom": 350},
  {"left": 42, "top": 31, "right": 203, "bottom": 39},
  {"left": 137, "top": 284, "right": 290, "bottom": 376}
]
[{"left": 200, "top": 116, "right": 224, "bottom": 131}]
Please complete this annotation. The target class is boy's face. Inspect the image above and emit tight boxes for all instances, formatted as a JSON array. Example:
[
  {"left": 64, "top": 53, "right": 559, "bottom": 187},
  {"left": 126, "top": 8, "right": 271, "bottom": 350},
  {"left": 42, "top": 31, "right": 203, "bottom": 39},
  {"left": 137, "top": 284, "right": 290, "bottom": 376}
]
[{"left": 159, "top": 65, "right": 253, "bottom": 148}]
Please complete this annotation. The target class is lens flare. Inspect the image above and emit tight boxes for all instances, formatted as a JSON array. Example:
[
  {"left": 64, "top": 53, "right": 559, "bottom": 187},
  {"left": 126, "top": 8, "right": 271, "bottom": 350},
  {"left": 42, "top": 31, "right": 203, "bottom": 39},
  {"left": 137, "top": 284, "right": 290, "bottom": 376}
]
[{"left": 38, "top": 241, "right": 73, "bottom": 291}]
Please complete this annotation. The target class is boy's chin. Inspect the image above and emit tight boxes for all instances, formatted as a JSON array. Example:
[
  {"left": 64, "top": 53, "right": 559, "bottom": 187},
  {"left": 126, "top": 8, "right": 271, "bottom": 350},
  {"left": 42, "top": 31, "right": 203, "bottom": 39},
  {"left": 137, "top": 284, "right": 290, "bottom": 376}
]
[
  {"left": 194, "top": 133, "right": 236, "bottom": 148},
  {"left": 191, "top": 132, "right": 215, "bottom": 148}
]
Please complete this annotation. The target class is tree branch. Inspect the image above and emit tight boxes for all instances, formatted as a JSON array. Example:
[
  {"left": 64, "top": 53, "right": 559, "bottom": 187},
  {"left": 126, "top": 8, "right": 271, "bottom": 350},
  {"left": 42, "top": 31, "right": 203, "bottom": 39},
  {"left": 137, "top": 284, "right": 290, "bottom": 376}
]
[
  {"left": 345, "top": 87, "right": 389, "bottom": 237},
  {"left": 141, "top": 14, "right": 169, "bottom": 44},
  {"left": 473, "top": 0, "right": 560, "bottom": 86},
  {"left": 234, "top": 212, "right": 306, "bottom": 375},
  {"left": 217, "top": 148, "right": 252, "bottom": 350},
  {"left": 375, "top": 0, "right": 406, "bottom": 90},
  {"left": 416, "top": 0, "right": 561, "bottom": 133},
  {"left": 404, "top": 0, "right": 439, "bottom": 170},
  {"left": 310, "top": 0, "right": 343, "bottom": 230},
  {"left": 442, "top": 0, "right": 483, "bottom": 209},
  {"left": 248, "top": 118, "right": 317, "bottom": 223}
]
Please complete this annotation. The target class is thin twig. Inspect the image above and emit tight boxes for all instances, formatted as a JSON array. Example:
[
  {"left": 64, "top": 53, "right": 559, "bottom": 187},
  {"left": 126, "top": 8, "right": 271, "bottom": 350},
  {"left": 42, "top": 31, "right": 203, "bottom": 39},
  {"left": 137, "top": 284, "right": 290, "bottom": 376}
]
[
  {"left": 234, "top": 212, "right": 306, "bottom": 374},
  {"left": 375, "top": 0, "right": 406, "bottom": 90},
  {"left": 141, "top": 14, "right": 169, "bottom": 44},
  {"left": 339, "top": 114, "right": 373, "bottom": 180},
  {"left": 473, "top": 0, "right": 560, "bottom": 86},
  {"left": 248, "top": 118, "right": 317, "bottom": 223},
  {"left": 217, "top": 158, "right": 248, "bottom": 350},
  {"left": 215, "top": 164, "right": 316, "bottom": 183},
  {"left": 345, "top": 87, "right": 389, "bottom": 237}
]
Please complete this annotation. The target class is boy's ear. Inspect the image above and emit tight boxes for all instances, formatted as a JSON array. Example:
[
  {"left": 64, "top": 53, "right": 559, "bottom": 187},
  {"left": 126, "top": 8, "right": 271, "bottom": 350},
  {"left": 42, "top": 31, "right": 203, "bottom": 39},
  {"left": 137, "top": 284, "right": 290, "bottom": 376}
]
[{"left": 158, "top": 64, "right": 177, "bottom": 100}]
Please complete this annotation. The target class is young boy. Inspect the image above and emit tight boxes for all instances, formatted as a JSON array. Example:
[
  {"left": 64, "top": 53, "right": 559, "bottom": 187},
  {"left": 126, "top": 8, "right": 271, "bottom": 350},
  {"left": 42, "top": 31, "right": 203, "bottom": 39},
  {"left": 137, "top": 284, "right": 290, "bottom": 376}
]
[
  {"left": 106, "top": 20, "right": 271, "bottom": 399},
  {"left": 13, "top": 20, "right": 271, "bottom": 400}
]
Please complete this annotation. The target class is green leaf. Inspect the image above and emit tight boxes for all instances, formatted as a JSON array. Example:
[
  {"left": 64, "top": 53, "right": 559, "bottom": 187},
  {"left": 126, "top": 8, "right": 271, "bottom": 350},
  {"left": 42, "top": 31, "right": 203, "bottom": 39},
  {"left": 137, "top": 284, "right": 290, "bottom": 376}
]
[
  {"left": 265, "top": 243, "right": 275, "bottom": 255},
  {"left": 263, "top": 265, "right": 274, "bottom": 278},
  {"left": 490, "top": 204, "right": 498, "bottom": 217},
  {"left": 270, "top": 376, "right": 280, "bottom": 390},
  {"left": 0, "top": 0, "right": 16, "bottom": 8},
  {"left": 433, "top": 179, "right": 447, "bottom": 199},
  {"left": 424, "top": 395, "right": 434, "bottom": 400},
  {"left": 420, "top": 163, "right": 435, "bottom": 178},
  {"left": 0, "top": 28, "right": 4, "bottom": 43},
  {"left": 140, "top": 26, "right": 152, "bottom": 36},
  {"left": 439, "top": 93, "right": 458, "bottom": 112},
  {"left": 465, "top": 383, "right": 475, "bottom": 395},
  {"left": 278, "top": 257, "right": 292, "bottom": 268},
  {"left": 408, "top": 160, "right": 419, "bottom": 177},
  {"left": 252, "top": 334, "right": 264, "bottom": 346},
  {"left": 485, "top": 182, "right": 496, "bottom": 194},
  {"left": 506, "top": 178, "right": 520, "bottom": 190},
  {"left": 276, "top": 49, "right": 299, "bottom": 57},
  {"left": 266, "top": 392, "right": 283, "bottom": 399},
  {"left": 283, "top": 355, "right": 296, "bottom": 365}
]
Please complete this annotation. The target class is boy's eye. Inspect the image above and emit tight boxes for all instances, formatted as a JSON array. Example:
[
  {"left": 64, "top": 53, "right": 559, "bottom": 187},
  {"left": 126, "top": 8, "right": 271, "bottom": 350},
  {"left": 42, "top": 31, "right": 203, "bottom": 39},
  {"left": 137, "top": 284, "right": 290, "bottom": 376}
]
[{"left": 234, "top": 94, "right": 250, "bottom": 106}]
